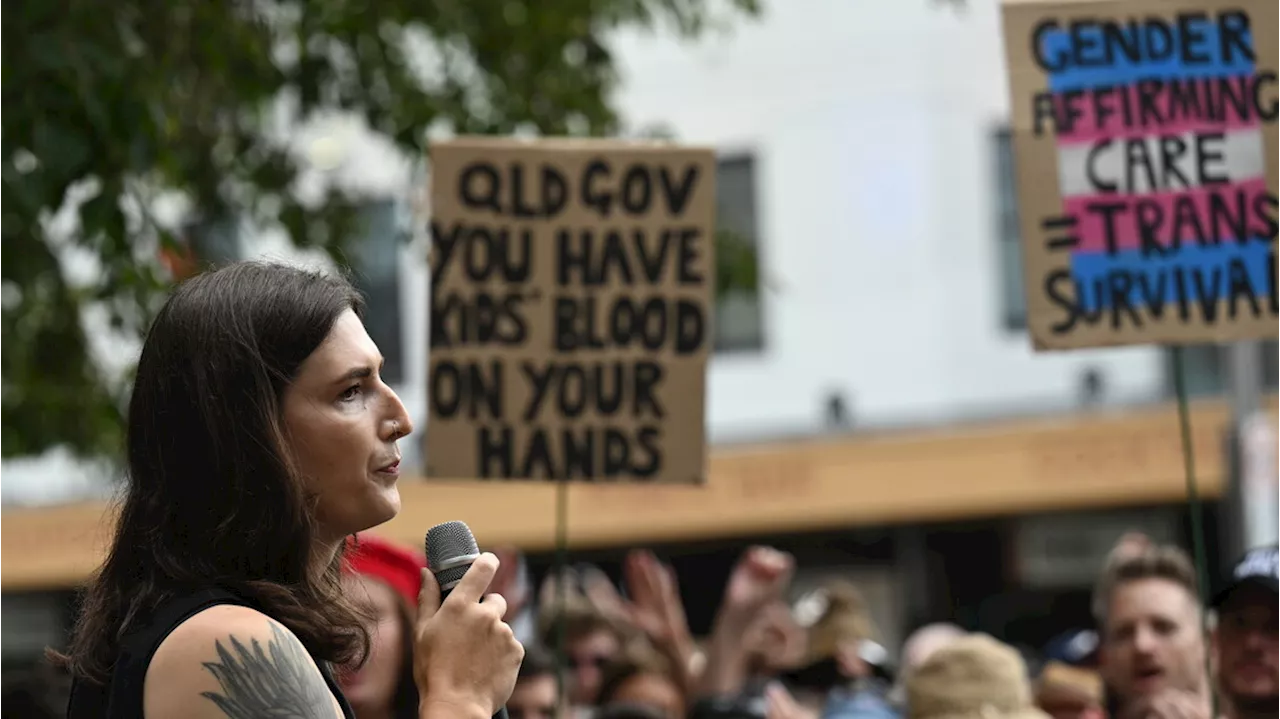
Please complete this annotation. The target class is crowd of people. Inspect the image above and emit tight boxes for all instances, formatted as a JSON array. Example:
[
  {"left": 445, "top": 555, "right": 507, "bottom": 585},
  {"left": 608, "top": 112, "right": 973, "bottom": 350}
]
[
  {"left": 2, "top": 517, "right": 1275, "bottom": 719},
  {"left": 327, "top": 531, "right": 1277, "bottom": 719},
  {"left": 4, "top": 532, "right": 1275, "bottom": 719}
]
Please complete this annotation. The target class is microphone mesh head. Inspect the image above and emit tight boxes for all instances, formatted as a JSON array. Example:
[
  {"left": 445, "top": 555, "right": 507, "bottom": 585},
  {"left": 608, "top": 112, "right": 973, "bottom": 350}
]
[{"left": 426, "top": 521, "right": 479, "bottom": 589}]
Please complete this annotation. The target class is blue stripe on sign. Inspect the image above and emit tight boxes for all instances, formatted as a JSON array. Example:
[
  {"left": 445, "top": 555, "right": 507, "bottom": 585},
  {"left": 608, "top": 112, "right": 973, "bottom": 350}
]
[
  {"left": 1038, "top": 22, "right": 1256, "bottom": 93},
  {"left": 1070, "top": 239, "right": 1273, "bottom": 312}
]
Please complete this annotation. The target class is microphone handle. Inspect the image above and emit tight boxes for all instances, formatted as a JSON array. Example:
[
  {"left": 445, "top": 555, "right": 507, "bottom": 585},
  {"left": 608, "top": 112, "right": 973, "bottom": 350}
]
[{"left": 438, "top": 579, "right": 510, "bottom": 719}]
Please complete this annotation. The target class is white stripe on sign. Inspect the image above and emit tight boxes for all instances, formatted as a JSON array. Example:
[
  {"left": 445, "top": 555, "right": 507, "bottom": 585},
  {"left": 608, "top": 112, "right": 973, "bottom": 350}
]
[{"left": 1056, "top": 129, "right": 1265, "bottom": 198}]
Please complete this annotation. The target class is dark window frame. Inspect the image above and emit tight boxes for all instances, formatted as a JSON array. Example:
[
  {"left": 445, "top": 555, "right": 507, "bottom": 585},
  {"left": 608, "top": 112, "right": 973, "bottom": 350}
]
[
  {"left": 713, "top": 151, "right": 766, "bottom": 354},
  {"left": 993, "top": 126, "right": 1028, "bottom": 332}
]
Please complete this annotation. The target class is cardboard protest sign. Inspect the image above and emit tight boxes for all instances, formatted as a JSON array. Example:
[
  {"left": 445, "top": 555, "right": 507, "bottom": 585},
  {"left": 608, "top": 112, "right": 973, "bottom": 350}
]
[
  {"left": 426, "top": 138, "right": 715, "bottom": 483},
  {"left": 1002, "top": 0, "right": 1278, "bottom": 350}
]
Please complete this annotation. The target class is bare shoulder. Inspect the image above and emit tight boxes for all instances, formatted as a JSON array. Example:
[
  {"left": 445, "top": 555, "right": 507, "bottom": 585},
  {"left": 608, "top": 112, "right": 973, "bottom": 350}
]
[{"left": 144, "top": 603, "right": 344, "bottom": 719}]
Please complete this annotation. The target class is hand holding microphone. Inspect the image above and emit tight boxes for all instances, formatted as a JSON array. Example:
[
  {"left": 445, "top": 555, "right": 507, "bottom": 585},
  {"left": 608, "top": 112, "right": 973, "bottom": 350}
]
[{"left": 414, "top": 522, "right": 524, "bottom": 719}]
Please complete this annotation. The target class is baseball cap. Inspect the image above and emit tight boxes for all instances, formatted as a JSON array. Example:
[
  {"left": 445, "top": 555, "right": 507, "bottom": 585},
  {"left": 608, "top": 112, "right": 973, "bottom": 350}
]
[
  {"left": 343, "top": 533, "right": 427, "bottom": 606},
  {"left": 1042, "top": 629, "right": 1099, "bottom": 667},
  {"left": 1210, "top": 544, "right": 1279, "bottom": 609}
]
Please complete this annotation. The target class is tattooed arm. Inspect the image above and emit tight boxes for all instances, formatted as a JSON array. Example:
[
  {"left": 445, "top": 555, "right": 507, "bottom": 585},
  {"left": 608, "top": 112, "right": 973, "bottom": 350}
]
[{"left": 143, "top": 604, "right": 343, "bottom": 719}]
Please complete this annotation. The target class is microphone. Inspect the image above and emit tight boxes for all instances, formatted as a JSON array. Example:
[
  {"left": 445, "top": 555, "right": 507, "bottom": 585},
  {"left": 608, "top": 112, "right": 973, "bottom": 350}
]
[{"left": 425, "top": 521, "right": 510, "bottom": 719}]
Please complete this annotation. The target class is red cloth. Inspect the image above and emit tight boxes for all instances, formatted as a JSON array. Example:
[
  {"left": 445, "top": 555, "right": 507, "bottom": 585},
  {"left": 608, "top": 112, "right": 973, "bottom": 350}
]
[{"left": 343, "top": 533, "right": 426, "bottom": 606}]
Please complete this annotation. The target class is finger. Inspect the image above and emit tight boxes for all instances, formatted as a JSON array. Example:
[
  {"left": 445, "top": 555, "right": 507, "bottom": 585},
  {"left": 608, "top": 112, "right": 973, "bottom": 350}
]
[
  {"left": 583, "top": 566, "right": 623, "bottom": 607},
  {"left": 767, "top": 549, "right": 796, "bottom": 582},
  {"left": 766, "top": 547, "right": 795, "bottom": 573},
  {"left": 660, "top": 561, "right": 680, "bottom": 599},
  {"left": 448, "top": 553, "right": 500, "bottom": 605},
  {"left": 417, "top": 567, "right": 442, "bottom": 625},
  {"left": 627, "top": 553, "right": 656, "bottom": 607},
  {"left": 482, "top": 592, "right": 509, "bottom": 619},
  {"left": 642, "top": 553, "right": 666, "bottom": 597},
  {"left": 542, "top": 567, "right": 580, "bottom": 609},
  {"left": 624, "top": 551, "right": 646, "bottom": 598},
  {"left": 539, "top": 572, "right": 560, "bottom": 606}
]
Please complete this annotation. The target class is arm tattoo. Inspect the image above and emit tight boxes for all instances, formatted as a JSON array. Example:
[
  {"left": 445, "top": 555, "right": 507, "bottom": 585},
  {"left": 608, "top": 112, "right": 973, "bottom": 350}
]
[{"left": 200, "top": 621, "right": 335, "bottom": 718}]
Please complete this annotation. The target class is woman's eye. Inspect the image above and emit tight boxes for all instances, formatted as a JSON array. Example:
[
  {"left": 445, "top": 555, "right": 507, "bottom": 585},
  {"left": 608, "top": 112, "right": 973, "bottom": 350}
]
[{"left": 339, "top": 384, "right": 362, "bottom": 403}]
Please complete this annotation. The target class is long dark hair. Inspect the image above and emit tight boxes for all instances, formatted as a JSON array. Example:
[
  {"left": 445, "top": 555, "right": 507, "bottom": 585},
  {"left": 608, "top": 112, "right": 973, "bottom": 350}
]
[{"left": 53, "top": 261, "right": 372, "bottom": 683}]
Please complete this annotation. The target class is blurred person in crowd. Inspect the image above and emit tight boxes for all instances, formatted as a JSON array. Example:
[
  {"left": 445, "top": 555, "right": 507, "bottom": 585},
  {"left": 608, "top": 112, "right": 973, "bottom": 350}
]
[
  {"left": 509, "top": 645, "right": 563, "bottom": 719},
  {"left": 1210, "top": 545, "right": 1278, "bottom": 719},
  {"left": 543, "top": 599, "right": 628, "bottom": 708},
  {"left": 545, "top": 550, "right": 702, "bottom": 712},
  {"left": 583, "top": 551, "right": 704, "bottom": 694},
  {"left": 53, "top": 262, "right": 523, "bottom": 719},
  {"left": 1091, "top": 535, "right": 1155, "bottom": 617},
  {"left": 1092, "top": 544, "right": 1209, "bottom": 719},
  {"left": 784, "top": 581, "right": 898, "bottom": 719},
  {"left": 597, "top": 650, "right": 688, "bottom": 719},
  {"left": 339, "top": 534, "right": 426, "bottom": 719},
  {"left": 905, "top": 634, "right": 1049, "bottom": 719},
  {"left": 901, "top": 624, "right": 967, "bottom": 672},
  {"left": 889, "top": 623, "right": 967, "bottom": 708},
  {"left": 1034, "top": 662, "right": 1105, "bottom": 719},
  {"left": 691, "top": 547, "right": 796, "bottom": 719}
]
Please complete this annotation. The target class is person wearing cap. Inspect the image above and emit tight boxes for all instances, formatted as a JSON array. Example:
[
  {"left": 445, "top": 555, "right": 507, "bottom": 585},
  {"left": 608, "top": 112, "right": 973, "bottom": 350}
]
[
  {"left": 340, "top": 533, "right": 428, "bottom": 719},
  {"left": 1033, "top": 629, "right": 1104, "bottom": 719},
  {"left": 1210, "top": 545, "right": 1278, "bottom": 719},
  {"left": 905, "top": 634, "right": 1049, "bottom": 719},
  {"left": 1092, "top": 544, "right": 1210, "bottom": 717}
]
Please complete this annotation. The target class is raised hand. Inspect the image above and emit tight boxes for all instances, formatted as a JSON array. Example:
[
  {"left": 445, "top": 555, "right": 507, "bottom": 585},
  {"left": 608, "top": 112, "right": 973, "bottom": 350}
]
[
  {"left": 622, "top": 550, "right": 691, "bottom": 648},
  {"left": 698, "top": 547, "right": 795, "bottom": 698},
  {"left": 719, "top": 546, "right": 795, "bottom": 624}
]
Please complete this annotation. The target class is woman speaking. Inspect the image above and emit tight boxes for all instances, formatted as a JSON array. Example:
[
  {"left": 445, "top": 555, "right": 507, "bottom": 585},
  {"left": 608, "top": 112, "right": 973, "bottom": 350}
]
[{"left": 56, "top": 261, "right": 523, "bottom": 718}]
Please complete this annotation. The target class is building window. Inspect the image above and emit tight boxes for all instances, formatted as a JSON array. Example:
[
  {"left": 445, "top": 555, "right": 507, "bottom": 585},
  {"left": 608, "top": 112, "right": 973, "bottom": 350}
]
[
  {"left": 345, "top": 199, "right": 406, "bottom": 385},
  {"left": 994, "top": 128, "right": 1027, "bottom": 331},
  {"left": 1164, "top": 342, "right": 1280, "bottom": 399},
  {"left": 715, "top": 154, "right": 765, "bottom": 353}
]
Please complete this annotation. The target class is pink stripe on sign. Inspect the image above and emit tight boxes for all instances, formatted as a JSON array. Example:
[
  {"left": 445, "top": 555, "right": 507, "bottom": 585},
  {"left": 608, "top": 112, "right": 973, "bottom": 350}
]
[
  {"left": 1053, "top": 77, "right": 1263, "bottom": 145},
  {"left": 1065, "top": 177, "right": 1273, "bottom": 253}
]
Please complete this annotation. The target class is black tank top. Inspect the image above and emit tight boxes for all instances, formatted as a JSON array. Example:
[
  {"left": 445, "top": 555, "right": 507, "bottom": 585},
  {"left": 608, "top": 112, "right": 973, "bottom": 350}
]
[{"left": 65, "top": 587, "right": 356, "bottom": 719}]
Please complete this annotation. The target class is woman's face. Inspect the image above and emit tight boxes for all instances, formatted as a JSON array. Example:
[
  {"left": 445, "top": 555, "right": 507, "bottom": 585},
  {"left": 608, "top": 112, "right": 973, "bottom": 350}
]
[
  {"left": 283, "top": 310, "right": 413, "bottom": 541},
  {"left": 340, "top": 574, "right": 409, "bottom": 710}
]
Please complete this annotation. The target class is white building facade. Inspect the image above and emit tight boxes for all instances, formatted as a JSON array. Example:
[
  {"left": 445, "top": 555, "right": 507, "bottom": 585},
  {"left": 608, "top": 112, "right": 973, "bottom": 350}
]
[{"left": 4, "top": 0, "right": 1267, "bottom": 504}]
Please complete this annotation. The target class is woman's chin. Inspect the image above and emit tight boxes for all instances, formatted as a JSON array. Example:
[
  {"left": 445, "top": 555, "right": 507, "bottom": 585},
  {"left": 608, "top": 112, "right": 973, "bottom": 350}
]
[{"left": 370, "top": 484, "right": 402, "bottom": 522}]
